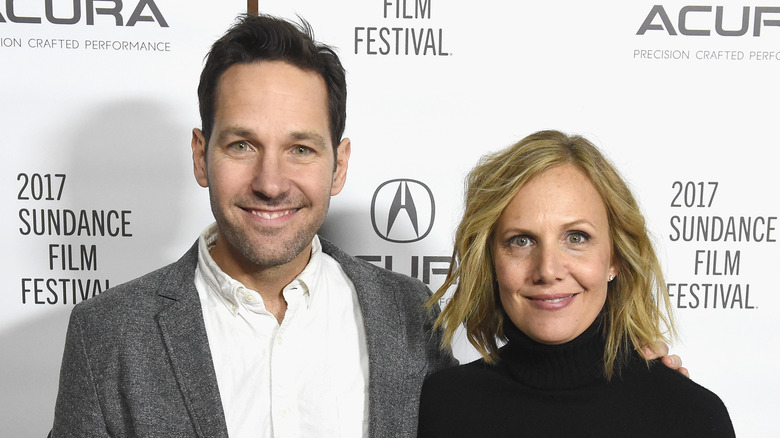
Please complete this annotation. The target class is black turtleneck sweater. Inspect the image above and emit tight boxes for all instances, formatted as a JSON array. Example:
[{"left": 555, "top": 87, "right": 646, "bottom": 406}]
[{"left": 417, "top": 319, "right": 735, "bottom": 437}]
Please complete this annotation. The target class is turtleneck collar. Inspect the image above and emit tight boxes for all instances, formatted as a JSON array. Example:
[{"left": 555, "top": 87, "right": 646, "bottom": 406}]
[{"left": 499, "top": 314, "right": 606, "bottom": 390}]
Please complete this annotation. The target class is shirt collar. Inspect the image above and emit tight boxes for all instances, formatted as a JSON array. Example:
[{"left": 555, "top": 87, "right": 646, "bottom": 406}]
[{"left": 196, "top": 223, "right": 321, "bottom": 315}]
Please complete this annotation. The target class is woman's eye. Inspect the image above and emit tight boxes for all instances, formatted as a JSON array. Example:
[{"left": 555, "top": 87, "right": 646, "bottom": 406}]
[
  {"left": 567, "top": 232, "right": 589, "bottom": 244},
  {"left": 510, "top": 236, "right": 531, "bottom": 247}
]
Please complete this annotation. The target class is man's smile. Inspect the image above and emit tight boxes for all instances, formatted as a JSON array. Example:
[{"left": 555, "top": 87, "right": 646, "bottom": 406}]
[{"left": 246, "top": 208, "right": 299, "bottom": 220}]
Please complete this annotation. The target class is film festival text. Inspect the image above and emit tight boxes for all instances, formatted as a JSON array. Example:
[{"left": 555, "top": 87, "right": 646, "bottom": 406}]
[
  {"left": 17, "top": 172, "right": 133, "bottom": 305},
  {"left": 354, "top": 0, "right": 450, "bottom": 56},
  {"left": 666, "top": 181, "right": 777, "bottom": 310}
]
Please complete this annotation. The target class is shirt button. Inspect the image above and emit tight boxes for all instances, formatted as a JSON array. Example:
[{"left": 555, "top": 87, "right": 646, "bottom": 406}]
[
  {"left": 279, "top": 408, "right": 288, "bottom": 417},
  {"left": 276, "top": 336, "right": 283, "bottom": 346}
]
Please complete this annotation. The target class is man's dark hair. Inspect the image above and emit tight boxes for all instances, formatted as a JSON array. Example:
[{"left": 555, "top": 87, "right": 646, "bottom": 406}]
[{"left": 198, "top": 14, "right": 347, "bottom": 150}]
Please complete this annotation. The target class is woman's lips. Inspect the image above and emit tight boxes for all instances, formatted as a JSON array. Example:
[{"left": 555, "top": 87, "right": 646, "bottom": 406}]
[{"left": 526, "top": 293, "right": 578, "bottom": 310}]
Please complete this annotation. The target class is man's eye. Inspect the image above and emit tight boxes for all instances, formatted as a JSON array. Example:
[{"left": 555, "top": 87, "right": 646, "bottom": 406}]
[
  {"left": 292, "top": 145, "right": 312, "bottom": 154},
  {"left": 230, "top": 141, "right": 252, "bottom": 151}
]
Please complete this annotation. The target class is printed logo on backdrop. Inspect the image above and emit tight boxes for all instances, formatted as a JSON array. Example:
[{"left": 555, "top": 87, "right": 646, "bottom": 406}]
[
  {"left": 371, "top": 178, "right": 435, "bottom": 243},
  {"left": 360, "top": 179, "right": 451, "bottom": 287},
  {"left": 354, "top": 0, "right": 451, "bottom": 56},
  {"left": 0, "top": 0, "right": 171, "bottom": 53},
  {"left": 664, "top": 180, "right": 777, "bottom": 311},
  {"left": 633, "top": 5, "right": 780, "bottom": 62},
  {"left": 17, "top": 173, "right": 132, "bottom": 305}
]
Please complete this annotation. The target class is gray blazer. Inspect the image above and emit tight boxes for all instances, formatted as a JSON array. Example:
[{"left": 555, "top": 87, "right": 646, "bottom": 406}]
[{"left": 51, "top": 238, "right": 455, "bottom": 437}]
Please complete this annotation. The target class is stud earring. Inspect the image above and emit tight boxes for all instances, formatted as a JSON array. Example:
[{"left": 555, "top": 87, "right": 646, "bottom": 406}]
[{"left": 608, "top": 275, "right": 615, "bottom": 282}]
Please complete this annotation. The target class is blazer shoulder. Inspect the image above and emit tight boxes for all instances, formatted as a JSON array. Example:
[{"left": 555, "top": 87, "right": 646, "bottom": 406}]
[
  {"left": 320, "top": 237, "right": 432, "bottom": 298},
  {"left": 72, "top": 242, "right": 199, "bottom": 317}
]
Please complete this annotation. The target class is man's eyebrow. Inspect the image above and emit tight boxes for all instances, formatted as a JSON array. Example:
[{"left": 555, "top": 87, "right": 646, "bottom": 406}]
[
  {"left": 290, "top": 131, "right": 327, "bottom": 148},
  {"left": 214, "top": 126, "right": 254, "bottom": 144},
  {"left": 213, "top": 128, "right": 327, "bottom": 148}
]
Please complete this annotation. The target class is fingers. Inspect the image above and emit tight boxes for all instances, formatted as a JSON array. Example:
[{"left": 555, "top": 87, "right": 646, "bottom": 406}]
[
  {"left": 661, "top": 354, "right": 680, "bottom": 368},
  {"left": 641, "top": 341, "right": 669, "bottom": 359},
  {"left": 639, "top": 343, "right": 690, "bottom": 378},
  {"left": 661, "top": 354, "right": 690, "bottom": 378}
]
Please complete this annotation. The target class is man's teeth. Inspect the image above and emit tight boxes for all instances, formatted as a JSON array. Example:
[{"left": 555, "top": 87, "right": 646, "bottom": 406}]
[
  {"left": 542, "top": 295, "right": 574, "bottom": 303},
  {"left": 251, "top": 209, "right": 295, "bottom": 219}
]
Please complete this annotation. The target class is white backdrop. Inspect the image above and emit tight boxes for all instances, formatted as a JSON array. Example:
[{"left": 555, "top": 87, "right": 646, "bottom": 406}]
[{"left": 2, "top": 1, "right": 778, "bottom": 436}]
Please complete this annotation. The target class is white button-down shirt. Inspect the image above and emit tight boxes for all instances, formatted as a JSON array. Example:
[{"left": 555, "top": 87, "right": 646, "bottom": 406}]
[{"left": 194, "top": 224, "right": 369, "bottom": 438}]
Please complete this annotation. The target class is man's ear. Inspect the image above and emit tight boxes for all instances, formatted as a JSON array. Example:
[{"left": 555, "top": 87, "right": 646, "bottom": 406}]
[
  {"left": 330, "top": 138, "right": 351, "bottom": 196},
  {"left": 192, "top": 128, "right": 209, "bottom": 188}
]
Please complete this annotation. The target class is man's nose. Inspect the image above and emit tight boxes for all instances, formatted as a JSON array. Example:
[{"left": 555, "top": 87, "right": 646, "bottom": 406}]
[{"left": 251, "top": 153, "right": 290, "bottom": 199}]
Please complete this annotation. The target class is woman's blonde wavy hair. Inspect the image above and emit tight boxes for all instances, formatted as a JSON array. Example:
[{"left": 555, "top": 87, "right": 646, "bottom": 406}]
[{"left": 428, "top": 130, "right": 676, "bottom": 378}]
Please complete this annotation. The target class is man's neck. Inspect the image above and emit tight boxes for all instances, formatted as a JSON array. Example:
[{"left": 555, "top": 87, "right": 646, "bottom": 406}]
[{"left": 209, "top": 240, "right": 313, "bottom": 324}]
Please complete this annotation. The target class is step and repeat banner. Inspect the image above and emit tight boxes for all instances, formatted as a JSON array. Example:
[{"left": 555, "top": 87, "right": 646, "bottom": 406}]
[{"left": 2, "top": 1, "right": 777, "bottom": 436}]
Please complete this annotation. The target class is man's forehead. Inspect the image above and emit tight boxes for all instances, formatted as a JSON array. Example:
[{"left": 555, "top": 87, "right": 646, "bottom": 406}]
[
  {"left": 215, "top": 60, "right": 325, "bottom": 96},
  {"left": 216, "top": 61, "right": 327, "bottom": 106}
]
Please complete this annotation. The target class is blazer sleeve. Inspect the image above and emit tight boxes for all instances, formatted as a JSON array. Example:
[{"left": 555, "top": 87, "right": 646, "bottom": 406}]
[
  {"left": 50, "top": 309, "right": 109, "bottom": 437},
  {"left": 418, "top": 282, "right": 458, "bottom": 374}
]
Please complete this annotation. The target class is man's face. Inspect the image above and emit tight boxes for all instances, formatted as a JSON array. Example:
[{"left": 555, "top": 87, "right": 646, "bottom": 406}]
[{"left": 191, "top": 61, "right": 350, "bottom": 277}]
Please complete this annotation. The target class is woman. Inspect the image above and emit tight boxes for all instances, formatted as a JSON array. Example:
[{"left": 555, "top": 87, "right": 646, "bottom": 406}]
[{"left": 418, "top": 130, "right": 734, "bottom": 437}]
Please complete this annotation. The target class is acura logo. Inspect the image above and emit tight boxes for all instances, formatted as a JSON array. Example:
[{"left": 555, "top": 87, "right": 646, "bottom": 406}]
[{"left": 371, "top": 179, "right": 435, "bottom": 243}]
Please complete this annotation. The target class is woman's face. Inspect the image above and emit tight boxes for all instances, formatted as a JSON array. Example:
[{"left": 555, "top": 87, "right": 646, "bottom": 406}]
[{"left": 492, "top": 164, "right": 617, "bottom": 345}]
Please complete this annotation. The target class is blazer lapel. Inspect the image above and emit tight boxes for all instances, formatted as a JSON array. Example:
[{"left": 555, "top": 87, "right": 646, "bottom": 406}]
[
  {"left": 155, "top": 244, "right": 229, "bottom": 438},
  {"left": 320, "top": 239, "right": 409, "bottom": 435}
]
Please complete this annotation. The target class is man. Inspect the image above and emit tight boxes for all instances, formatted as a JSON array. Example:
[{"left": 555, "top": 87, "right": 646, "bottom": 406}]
[{"left": 51, "top": 14, "right": 454, "bottom": 437}]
